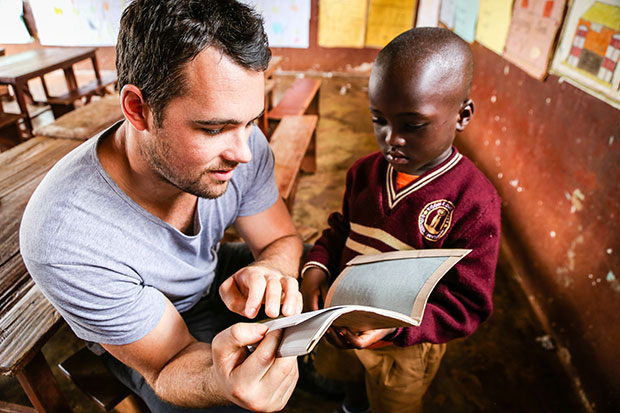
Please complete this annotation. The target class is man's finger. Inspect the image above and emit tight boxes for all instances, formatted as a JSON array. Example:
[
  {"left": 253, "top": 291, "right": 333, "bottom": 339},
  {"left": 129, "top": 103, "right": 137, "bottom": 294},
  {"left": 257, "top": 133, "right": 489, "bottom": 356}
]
[
  {"left": 264, "top": 277, "right": 283, "bottom": 317},
  {"left": 242, "top": 273, "right": 267, "bottom": 319},
  {"left": 242, "top": 329, "right": 283, "bottom": 377},
  {"left": 280, "top": 276, "right": 302, "bottom": 316},
  {"left": 212, "top": 323, "right": 269, "bottom": 372},
  {"left": 219, "top": 277, "right": 245, "bottom": 315}
]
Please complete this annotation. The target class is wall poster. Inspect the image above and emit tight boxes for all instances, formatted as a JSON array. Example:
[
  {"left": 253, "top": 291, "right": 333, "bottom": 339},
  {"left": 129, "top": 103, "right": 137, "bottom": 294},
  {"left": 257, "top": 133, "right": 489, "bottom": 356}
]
[{"left": 550, "top": 0, "right": 620, "bottom": 108}]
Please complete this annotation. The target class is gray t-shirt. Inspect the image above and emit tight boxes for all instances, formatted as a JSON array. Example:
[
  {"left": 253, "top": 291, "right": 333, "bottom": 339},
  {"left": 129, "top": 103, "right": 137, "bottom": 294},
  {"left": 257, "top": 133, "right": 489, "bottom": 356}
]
[{"left": 20, "top": 122, "right": 279, "bottom": 346}]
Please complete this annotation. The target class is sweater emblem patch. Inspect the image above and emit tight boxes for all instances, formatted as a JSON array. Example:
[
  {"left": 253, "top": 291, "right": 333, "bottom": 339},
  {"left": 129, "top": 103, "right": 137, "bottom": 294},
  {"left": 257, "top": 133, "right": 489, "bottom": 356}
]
[{"left": 418, "top": 200, "right": 454, "bottom": 241}]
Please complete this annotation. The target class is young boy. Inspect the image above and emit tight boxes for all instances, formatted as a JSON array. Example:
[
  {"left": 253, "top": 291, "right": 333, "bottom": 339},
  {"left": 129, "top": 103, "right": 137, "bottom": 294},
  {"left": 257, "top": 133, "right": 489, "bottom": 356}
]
[{"left": 300, "top": 27, "right": 501, "bottom": 412}]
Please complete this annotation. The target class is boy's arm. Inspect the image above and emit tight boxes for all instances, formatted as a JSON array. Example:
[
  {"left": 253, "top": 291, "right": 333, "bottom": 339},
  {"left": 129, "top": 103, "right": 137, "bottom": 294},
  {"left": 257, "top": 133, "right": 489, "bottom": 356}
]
[{"left": 391, "top": 196, "right": 501, "bottom": 346}]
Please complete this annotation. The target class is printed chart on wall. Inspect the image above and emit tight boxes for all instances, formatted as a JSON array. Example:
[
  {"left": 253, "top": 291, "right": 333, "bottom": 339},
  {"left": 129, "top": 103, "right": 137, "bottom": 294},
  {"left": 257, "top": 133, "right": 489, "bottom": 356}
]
[
  {"left": 365, "top": 0, "right": 417, "bottom": 48},
  {"left": 475, "top": 0, "right": 513, "bottom": 55},
  {"left": 0, "top": 0, "right": 33, "bottom": 44},
  {"left": 551, "top": 0, "right": 620, "bottom": 108},
  {"left": 29, "top": 0, "right": 127, "bottom": 46},
  {"left": 318, "top": 0, "right": 369, "bottom": 48},
  {"left": 241, "top": 0, "right": 311, "bottom": 48},
  {"left": 503, "top": 0, "right": 567, "bottom": 80}
]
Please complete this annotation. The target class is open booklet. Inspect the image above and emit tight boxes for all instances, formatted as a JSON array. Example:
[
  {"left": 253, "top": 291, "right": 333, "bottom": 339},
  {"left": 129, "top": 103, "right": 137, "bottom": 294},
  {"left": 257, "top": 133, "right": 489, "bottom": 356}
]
[{"left": 261, "top": 248, "right": 471, "bottom": 358}]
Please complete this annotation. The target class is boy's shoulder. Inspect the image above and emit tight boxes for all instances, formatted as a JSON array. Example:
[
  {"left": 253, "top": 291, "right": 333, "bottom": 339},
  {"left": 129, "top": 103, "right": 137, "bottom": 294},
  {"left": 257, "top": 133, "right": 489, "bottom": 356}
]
[{"left": 452, "top": 152, "right": 500, "bottom": 203}]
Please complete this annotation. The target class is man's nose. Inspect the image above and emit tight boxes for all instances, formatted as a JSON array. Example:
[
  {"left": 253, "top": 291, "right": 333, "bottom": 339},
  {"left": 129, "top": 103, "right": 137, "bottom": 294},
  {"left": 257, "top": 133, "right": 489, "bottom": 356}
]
[{"left": 224, "top": 128, "right": 252, "bottom": 164}]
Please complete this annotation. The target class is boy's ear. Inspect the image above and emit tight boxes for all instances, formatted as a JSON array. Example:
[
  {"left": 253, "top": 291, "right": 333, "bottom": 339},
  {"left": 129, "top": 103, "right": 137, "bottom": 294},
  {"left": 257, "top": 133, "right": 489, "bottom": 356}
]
[
  {"left": 119, "top": 84, "right": 152, "bottom": 132},
  {"left": 456, "top": 99, "right": 474, "bottom": 132}
]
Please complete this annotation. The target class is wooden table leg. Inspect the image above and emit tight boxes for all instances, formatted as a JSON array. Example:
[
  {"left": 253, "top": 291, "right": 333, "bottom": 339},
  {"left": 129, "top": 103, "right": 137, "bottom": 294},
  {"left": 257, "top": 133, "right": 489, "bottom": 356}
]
[
  {"left": 12, "top": 82, "right": 32, "bottom": 138},
  {"left": 15, "top": 350, "right": 72, "bottom": 413}
]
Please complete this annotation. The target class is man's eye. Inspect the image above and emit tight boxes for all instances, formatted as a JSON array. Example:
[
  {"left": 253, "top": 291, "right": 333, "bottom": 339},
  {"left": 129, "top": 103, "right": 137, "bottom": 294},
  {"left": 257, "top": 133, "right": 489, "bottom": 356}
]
[
  {"left": 371, "top": 117, "right": 386, "bottom": 125},
  {"left": 203, "top": 128, "right": 223, "bottom": 135}
]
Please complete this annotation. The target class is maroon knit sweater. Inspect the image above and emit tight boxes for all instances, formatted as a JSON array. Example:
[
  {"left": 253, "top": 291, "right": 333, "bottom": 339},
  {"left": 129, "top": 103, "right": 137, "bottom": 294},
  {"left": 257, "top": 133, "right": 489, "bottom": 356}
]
[{"left": 303, "top": 148, "right": 501, "bottom": 346}]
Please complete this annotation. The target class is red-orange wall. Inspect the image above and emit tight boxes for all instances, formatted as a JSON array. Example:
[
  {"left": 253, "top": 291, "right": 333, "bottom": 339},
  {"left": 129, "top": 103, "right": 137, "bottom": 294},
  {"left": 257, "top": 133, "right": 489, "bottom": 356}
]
[{"left": 461, "top": 43, "right": 619, "bottom": 410}]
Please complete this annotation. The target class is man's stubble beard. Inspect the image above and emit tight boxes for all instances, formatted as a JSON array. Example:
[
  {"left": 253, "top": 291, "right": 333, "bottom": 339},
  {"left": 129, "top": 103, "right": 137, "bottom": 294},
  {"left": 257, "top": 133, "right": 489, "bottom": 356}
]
[{"left": 141, "top": 128, "right": 235, "bottom": 200}]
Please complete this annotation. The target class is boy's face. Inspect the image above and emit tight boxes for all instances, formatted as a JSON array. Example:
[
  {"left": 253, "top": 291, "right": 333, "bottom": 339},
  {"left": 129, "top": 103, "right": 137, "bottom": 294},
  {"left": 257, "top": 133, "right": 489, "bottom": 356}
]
[{"left": 368, "top": 61, "right": 471, "bottom": 175}]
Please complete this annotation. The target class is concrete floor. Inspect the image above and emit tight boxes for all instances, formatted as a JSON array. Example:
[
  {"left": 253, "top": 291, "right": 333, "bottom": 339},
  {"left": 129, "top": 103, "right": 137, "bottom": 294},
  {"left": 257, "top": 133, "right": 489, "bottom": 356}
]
[{"left": 0, "top": 74, "right": 587, "bottom": 412}]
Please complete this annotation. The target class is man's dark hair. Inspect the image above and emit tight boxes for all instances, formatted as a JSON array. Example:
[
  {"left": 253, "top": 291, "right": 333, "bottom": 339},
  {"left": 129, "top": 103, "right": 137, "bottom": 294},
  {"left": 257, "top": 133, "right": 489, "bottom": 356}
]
[{"left": 116, "top": 0, "right": 271, "bottom": 126}]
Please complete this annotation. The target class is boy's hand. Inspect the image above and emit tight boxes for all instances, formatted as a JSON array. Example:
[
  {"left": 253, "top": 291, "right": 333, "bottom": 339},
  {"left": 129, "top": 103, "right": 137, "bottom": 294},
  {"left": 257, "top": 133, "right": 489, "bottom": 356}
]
[
  {"left": 300, "top": 267, "right": 330, "bottom": 312},
  {"left": 219, "top": 264, "right": 302, "bottom": 319},
  {"left": 326, "top": 327, "right": 396, "bottom": 349}
]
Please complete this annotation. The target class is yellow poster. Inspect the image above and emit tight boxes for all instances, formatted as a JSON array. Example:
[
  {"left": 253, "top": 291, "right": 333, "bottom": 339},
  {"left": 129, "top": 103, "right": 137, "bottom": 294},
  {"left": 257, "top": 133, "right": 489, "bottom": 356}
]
[
  {"left": 365, "top": 0, "right": 418, "bottom": 48},
  {"left": 318, "top": 0, "right": 368, "bottom": 48},
  {"left": 475, "top": 0, "right": 514, "bottom": 55}
]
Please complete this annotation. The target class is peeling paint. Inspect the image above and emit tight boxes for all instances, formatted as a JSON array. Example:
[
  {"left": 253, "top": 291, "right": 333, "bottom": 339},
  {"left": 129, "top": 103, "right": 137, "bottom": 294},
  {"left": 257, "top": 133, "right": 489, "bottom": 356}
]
[
  {"left": 503, "top": 65, "right": 510, "bottom": 75},
  {"left": 491, "top": 95, "right": 497, "bottom": 103},
  {"left": 545, "top": 97, "right": 552, "bottom": 104},
  {"left": 606, "top": 271, "right": 620, "bottom": 293},
  {"left": 610, "top": 136, "right": 615, "bottom": 146},
  {"left": 509, "top": 179, "right": 519, "bottom": 188},
  {"left": 568, "top": 189, "right": 585, "bottom": 213},
  {"left": 536, "top": 335, "right": 555, "bottom": 350},
  {"left": 550, "top": 231, "right": 556, "bottom": 238},
  {"left": 607, "top": 248, "right": 613, "bottom": 254},
  {"left": 497, "top": 172, "right": 503, "bottom": 179},
  {"left": 494, "top": 115, "right": 500, "bottom": 122},
  {"left": 556, "top": 235, "right": 584, "bottom": 285}
]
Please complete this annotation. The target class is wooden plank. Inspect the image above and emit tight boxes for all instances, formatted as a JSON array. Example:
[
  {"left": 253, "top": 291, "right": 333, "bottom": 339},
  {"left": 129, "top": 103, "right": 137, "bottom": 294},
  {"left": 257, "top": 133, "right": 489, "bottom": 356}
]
[
  {"left": 0, "top": 401, "right": 36, "bottom": 412},
  {"left": 0, "top": 113, "right": 23, "bottom": 130},
  {"left": 0, "top": 284, "right": 62, "bottom": 375},
  {"left": 58, "top": 347, "right": 130, "bottom": 411},
  {"left": 268, "top": 78, "right": 321, "bottom": 120},
  {"left": 44, "top": 72, "right": 117, "bottom": 106},
  {"left": 269, "top": 115, "right": 318, "bottom": 207},
  {"left": 0, "top": 253, "right": 31, "bottom": 320},
  {"left": 0, "top": 137, "right": 80, "bottom": 196},
  {"left": 16, "top": 351, "right": 72, "bottom": 412}
]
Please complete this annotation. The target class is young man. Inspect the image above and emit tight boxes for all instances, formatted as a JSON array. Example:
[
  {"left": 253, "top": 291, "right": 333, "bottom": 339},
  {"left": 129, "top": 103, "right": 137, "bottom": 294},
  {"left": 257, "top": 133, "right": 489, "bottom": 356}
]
[
  {"left": 20, "top": 1, "right": 302, "bottom": 411},
  {"left": 301, "top": 28, "right": 501, "bottom": 412}
]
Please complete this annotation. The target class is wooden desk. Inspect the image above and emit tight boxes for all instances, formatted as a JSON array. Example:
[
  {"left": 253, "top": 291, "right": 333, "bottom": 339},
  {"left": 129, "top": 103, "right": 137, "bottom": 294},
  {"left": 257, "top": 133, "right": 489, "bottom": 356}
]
[
  {"left": 0, "top": 47, "right": 104, "bottom": 138},
  {"left": 0, "top": 137, "right": 81, "bottom": 412}
]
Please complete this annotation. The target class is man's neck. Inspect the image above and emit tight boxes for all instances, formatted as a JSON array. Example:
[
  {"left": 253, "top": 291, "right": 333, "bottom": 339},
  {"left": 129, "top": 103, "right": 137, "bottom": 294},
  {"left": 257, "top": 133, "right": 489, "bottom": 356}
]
[{"left": 97, "top": 121, "right": 198, "bottom": 234}]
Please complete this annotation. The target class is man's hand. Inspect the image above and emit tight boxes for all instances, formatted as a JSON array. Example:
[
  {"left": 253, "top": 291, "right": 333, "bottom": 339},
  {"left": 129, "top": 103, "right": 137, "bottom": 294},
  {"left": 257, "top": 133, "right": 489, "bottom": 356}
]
[
  {"left": 211, "top": 323, "right": 299, "bottom": 412},
  {"left": 325, "top": 327, "right": 396, "bottom": 349},
  {"left": 300, "top": 267, "right": 330, "bottom": 312},
  {"left": 219, "top": 264, "right": 302, "bottom": 318}
]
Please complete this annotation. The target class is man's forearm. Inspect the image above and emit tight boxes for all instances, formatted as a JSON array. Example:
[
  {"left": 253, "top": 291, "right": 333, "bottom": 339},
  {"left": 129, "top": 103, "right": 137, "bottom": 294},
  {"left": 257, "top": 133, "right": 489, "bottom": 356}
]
[
  {"left": 253, "top": 233, "right": 303, "bottom": 278},
  {"left": 152, "top": 341, "right": 228, "bottom": 408}
]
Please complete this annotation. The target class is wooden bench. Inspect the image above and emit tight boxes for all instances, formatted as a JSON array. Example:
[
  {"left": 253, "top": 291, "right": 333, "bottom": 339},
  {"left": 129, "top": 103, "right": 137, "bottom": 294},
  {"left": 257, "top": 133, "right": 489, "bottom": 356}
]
[
  {"left": 44, "top": 72, "right": 118, "bottom": 118},
  {"left": 58, "top": 347, "right": 147, "bottom": 412},
  {"left": 267, "top": 78, "right": 321, "bottom": 173},
  {"left": 0, "top": 112, "right": 24, "bottom": 149},
  {"left": 0, "top": 137, "right": 83, "bottom": 412},
  {"left": 270, "top": 114, "right": 318, "bottom": 212},
  {"left": 33, "top": 93, "right": 123, "bottom": 141}
]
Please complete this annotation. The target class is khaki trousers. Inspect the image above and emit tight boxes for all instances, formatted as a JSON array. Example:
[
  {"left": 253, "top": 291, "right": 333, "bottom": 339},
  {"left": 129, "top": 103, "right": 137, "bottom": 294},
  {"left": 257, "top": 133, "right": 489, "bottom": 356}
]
[{"left": 313, "top": 339, "right": 447, "bottom": 412}]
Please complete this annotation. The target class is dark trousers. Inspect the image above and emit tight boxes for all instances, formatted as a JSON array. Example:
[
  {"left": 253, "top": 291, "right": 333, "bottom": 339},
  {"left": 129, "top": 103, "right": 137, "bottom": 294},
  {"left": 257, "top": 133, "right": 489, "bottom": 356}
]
[{"left": 101, "top": 243, "right": 256, "bottom": 412}]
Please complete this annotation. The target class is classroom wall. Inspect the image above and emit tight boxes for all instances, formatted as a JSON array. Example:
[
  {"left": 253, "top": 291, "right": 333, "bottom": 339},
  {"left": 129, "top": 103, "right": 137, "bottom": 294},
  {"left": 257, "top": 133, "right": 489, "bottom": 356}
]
[{"left": 457, "top": 43, "right": 620, "bottom": 410}]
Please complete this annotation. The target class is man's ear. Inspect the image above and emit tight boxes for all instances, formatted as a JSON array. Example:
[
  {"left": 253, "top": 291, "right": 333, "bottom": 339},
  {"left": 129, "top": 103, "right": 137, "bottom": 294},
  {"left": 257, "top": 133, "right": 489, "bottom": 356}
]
[
  {"left": 456, "top": 99, "right": 474, "bottom": 132},
  {"left": 119, "top": 84, "right": 151, "bottom": 132}
]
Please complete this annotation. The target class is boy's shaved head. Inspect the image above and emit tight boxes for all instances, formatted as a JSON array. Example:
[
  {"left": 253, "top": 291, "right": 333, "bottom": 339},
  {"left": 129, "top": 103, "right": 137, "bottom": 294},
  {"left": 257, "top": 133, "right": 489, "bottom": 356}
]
[
  {"left": 374, "top": 27, "right": 474, "bottom": 104},
  {"left": 368, "top": 27, "right": 476, "bottom": 175}
]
